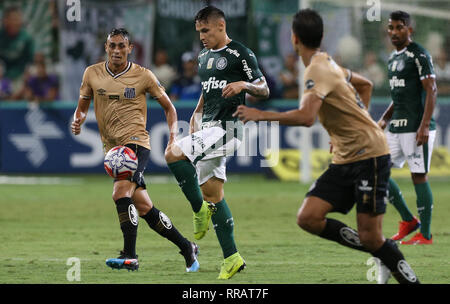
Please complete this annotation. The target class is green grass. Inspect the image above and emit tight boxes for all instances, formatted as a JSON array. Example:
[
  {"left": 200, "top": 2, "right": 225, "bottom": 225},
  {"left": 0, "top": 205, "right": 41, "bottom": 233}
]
[{"left": 1, "top": 174, "right": 449, "bottom": 284}]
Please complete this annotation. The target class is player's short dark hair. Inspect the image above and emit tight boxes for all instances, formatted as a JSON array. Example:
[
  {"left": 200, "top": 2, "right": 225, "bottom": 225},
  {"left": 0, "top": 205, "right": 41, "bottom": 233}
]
[
  {"left": 107, "top": 28, "right": 132, "bottom": 44},
  {"left": 389, "top": 11, "right": 411, "bottom": 26},
  {"left": 292, "top": 9, "right": 323, "bottom": 49},
  {"left": 195, "top": 5, "right": 225, "bottom": 23}
]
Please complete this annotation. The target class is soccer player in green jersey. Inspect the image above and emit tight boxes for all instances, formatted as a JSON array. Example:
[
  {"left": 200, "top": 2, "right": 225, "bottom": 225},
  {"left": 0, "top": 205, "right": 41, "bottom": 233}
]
[
  {"left": 164, "top": 6, "right": 270, "bottom": 279},
  {"left": 378, "top": 11, "right": 437, "bottom": 245}
]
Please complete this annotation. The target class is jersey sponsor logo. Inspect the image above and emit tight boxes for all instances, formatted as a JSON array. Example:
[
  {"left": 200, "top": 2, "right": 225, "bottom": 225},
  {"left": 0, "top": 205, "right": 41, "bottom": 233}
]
[
  {"left": 124, "top": 87, "right": 136, "bottom": 99},
  {"left": 415, "top": 58, "right": 423, "bottom": 75},
  {"left": 97, "top": 88, "right": 106, "bottom": 96},
  {"left": 389, "top": 76, "right": 405, "bottom": 89},
  {"left": 201, "top": 77, "right": 228, "bottom": 93},
  {"left": 405, "top": 50, "right": 414, "bottom": 58},
  {"left": 390, "top": 119, "right": 408, "bottom": 128},
  {"left": 226, "top": 48, "right": 240, "bottom": 57},
  {"left": 108, "top": 95, "right": 120, "bottom": 100},
  {"left": 305, "top": 79, "right": 315, "bottom": 89},
  {"left": 216, "top": 57, "right": 228, "bottom": 70},
  {"left": 242, "top": 59, "right": 253, "bottom": 80}
]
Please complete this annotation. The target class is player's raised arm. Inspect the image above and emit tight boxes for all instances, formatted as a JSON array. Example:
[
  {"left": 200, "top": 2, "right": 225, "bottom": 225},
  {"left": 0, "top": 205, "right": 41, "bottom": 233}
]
[{"left": 190, "top": 94, "right": 204, "bottom": 134}]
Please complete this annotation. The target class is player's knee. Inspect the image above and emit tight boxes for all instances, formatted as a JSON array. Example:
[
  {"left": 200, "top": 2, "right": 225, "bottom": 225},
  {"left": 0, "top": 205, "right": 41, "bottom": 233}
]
[
  {"left": 411, "top": 172, "right": 427, "bottom": 184},
  {"left": 296, "top": 211, "right": 319, "bottom": 233},
  {"left": 112, "top": 184, "right": 133, "bottom": 202},
  {"left": 358, "top": 230, "right": 383, "bottom": 251},
  {"left": 164, "top": 145, "right": 185, "bottom": 163}
]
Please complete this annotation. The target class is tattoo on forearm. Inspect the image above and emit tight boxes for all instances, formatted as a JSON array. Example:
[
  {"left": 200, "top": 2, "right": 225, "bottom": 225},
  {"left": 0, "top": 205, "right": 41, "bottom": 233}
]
[{"left": 245, "top": 82, "right": 269, "bottom": 98}]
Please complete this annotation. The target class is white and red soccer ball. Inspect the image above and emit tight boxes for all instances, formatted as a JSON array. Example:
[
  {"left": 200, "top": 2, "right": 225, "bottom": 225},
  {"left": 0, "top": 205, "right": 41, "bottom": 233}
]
[{"left": 104, "top": 146, "right": 138, "bottom": 180}]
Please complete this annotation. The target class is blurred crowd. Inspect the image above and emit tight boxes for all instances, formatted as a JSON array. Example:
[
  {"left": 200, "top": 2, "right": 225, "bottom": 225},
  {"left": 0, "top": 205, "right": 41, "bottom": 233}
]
[{"left": 1, "top": 4, "right": 450, "bottom": 104}]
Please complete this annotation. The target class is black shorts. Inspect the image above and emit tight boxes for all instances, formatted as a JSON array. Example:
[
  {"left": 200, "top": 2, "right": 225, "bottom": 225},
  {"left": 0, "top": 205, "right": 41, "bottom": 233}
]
[
  {"left": 306, "top": 154, "right": 391, "bottom": 215},
  {"left": 113, "top": 144, "right": 150, "bottom": 189}
]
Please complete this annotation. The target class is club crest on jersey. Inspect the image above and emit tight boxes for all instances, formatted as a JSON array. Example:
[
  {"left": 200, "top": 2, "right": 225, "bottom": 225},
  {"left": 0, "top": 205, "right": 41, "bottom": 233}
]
[
  {"left": 216, "top": 57, "right": 227, "bottom": 70},
  {"left": 396, "top": 59, "right": 405, "bottom": 71},
  {"left": 124, "top": 87, "right": 136, "bottom": 99}
]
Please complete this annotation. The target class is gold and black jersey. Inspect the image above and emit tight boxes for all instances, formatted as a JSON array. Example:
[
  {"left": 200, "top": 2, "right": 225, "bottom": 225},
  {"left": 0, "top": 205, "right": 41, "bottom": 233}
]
[
  {"left": 303, "top": 53, "right": 389, "bottom": 164},
  {"left": 79, "top": 61, "right": 165, "bottom": 152}
]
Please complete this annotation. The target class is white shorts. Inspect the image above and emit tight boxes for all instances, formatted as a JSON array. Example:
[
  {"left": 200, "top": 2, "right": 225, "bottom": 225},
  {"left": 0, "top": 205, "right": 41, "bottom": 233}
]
[
  {"left": 386, "top": 130, "right": 436, "bottom": 173},
  {"left": 174, "top": 124, "right": 241, "bottom": 185}
]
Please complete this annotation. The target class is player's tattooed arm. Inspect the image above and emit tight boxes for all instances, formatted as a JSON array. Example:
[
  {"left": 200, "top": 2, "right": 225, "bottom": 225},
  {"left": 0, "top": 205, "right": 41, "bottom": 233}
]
[
  {"left": 233, "top": 92, "right": 322, "bottom": 126},
  {"left": 71, "top": 96, "right": 91, "bottom": 135},
  {"left": 222, "top": 77, "right": 270, "bottom": 99},
  {"left": 243, "top": 77, "right": 270, "bottom": 98}
]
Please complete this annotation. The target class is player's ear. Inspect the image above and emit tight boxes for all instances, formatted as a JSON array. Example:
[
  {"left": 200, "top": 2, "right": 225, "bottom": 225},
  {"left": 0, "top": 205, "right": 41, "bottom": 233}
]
[
  {"left": 217, "top": 19, "right": 225, "bottom": 32},
  {"left": 407, "top": 25, "right": 413, "bottom": 36},
  {"left": 128, "top": 43, "right": 134, "bottom": 54},
  {"left": 291, "top": 30, "right": 300, "bottom": 47}
]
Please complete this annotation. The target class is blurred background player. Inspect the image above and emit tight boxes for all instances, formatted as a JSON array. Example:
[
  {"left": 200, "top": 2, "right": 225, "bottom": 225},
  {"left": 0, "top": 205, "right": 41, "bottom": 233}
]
[
  {"left": 164, "top": 6, "right": 269, "bottom": 279},
  {"left": 169, "top": 51, "right": 202, "bottom": 102},
  {"left": 378, "top": 11, "right": 437, "bottom": 245},
  {"left": 234, "top": 8, "right": 420, "bottom": 284},
  {"left": 71, "top": 28, "right": 199, "bottom": 272}
]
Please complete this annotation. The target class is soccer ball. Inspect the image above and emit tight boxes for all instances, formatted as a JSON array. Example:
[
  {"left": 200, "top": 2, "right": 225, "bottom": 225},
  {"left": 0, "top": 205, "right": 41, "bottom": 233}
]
[{"left": 104, "top": 146, "right": 138, "bottom": 180}]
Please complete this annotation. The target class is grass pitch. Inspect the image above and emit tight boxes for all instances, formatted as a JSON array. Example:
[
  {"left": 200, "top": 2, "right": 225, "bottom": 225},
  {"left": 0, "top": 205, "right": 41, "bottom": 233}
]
[{"left": 1, "top": 174, "right": 449, "bottom": 284}]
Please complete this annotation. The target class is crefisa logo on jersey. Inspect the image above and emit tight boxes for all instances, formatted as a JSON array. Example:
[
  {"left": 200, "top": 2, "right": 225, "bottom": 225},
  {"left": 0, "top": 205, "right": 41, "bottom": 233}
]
[
  {"left": 202, "top": 77, "right": 228, "bottom": 93},
  {"left": 124, "top": 87, "right": 136, "bottom": 99}
]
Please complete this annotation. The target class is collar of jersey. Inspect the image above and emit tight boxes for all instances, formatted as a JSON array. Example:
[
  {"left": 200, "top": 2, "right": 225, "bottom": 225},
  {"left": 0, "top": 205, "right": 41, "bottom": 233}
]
[
  {"left": 105, "top": 61, "right": 132, "bottom": 79},
  {"left": 210, "top": 40, "right": 233, "bottom": 53},
  {"left": 395, "top": 47, "right": 407, "bottom": 55}
]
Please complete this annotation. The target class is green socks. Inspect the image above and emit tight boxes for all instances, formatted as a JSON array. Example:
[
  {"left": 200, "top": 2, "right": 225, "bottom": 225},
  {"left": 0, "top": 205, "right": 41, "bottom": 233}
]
[
  {"left": 388, "top": 178, "right": 414, "bottom": 222},
  {"left": 212, "top": 199, "right": 237, "bottom": 258},
  {"left": 414, "top": 182, "right": 433, "bottom": 239},
  {"left": 388, "top": 178, "right": 433, "bottom": 239},
  {"left": 167, "top": 160, "right": 203, "bottom": 213}
]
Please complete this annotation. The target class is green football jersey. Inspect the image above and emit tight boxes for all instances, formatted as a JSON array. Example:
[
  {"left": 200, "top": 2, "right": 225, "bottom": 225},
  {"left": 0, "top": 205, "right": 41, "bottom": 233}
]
[
  {"left": 387, "top": 42, "right": 436, "bottom": 133},
  {"left": 198, "top": 40, "right": 263, "bottom": 127}
]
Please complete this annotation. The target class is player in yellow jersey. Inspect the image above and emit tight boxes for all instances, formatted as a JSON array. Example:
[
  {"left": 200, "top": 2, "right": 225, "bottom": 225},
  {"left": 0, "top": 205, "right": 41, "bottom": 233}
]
[
  {"left": 71, "top": 28, "right": 199, "bottom": 272},
  {"left": 234, "top": 9, "right": 420, "bottom": 284}
]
